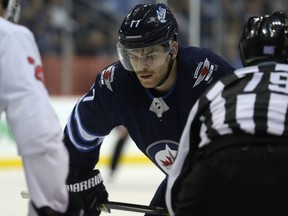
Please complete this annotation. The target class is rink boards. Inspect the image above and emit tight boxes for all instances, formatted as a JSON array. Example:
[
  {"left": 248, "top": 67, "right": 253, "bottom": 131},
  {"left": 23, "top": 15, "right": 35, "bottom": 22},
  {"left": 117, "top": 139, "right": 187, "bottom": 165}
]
[{"left": 0, "top": 96, "right": 151, "bottom": 168}]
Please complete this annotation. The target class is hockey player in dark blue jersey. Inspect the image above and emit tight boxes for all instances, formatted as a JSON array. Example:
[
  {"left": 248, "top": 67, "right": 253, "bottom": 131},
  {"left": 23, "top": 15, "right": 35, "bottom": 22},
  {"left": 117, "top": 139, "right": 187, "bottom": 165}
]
[
  {"left": 64, "top": 3, "right": 234, "bottom": 215},
  {"left": 166, "top": 11, "right": 288, "bottom": 216}
]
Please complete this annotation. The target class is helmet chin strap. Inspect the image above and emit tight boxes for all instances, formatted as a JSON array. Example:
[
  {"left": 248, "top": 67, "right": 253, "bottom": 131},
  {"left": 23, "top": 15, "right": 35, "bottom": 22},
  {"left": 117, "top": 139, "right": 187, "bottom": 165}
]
[{"left": 153, "top": 53, "right": 175, "bottom": 89}]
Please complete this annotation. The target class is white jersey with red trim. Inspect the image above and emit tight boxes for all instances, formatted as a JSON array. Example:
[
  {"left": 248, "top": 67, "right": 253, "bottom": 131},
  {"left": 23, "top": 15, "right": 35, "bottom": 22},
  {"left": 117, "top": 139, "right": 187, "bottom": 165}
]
[{"left": 0, "top": 17, "right": 69, "bottom": 213}]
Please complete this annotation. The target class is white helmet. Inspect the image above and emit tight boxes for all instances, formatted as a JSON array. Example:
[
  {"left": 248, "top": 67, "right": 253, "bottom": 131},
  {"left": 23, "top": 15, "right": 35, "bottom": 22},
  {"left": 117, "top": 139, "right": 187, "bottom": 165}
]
[{"left": 3, "top": 0, "right": 21, "bottom": 23}]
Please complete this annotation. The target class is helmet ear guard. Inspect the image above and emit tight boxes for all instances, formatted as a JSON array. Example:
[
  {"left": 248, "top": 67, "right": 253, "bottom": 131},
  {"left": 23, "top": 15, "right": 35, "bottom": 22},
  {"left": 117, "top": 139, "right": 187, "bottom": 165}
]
[
  {"left": 239, "top": 11, "right": 288, "bottom": 66},
  {"left": 168, "top": 40, "right": 178, "bottom": 59},
  {"left": 167, "top": 41, "right": 177, "bottom": 56}
]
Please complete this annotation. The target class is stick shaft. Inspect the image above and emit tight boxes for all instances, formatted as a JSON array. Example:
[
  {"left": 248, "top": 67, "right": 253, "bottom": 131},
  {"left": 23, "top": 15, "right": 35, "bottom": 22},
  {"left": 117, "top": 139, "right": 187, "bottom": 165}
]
[
  {"left": 21, "top": 191, "right": 169, "bottom": 215},
  {"left": 102, "top": 201, "right": 169, "bottom": 215}
]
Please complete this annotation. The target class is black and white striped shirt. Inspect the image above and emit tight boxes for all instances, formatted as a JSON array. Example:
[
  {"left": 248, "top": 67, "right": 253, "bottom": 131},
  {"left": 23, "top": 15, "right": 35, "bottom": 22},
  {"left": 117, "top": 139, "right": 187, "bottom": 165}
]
[
  {"left": 166, "top": 62, "right": 288, "bottom": 215},
  {"left": 196, "top": 62, "right": 288, "bottom": 148}
]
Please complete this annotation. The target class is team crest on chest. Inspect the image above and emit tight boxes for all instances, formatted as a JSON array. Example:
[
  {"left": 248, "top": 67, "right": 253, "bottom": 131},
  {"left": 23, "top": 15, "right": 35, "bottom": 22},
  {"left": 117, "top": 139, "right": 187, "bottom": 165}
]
[
  {"left": 100, "top": 65, "right": 115, "bottom": 91},
  {"left": 193, "top": 58, "right": 215, "bottom": 87},
  {"left": 146, "top": 140, "right": 178, "bottom": 174}
]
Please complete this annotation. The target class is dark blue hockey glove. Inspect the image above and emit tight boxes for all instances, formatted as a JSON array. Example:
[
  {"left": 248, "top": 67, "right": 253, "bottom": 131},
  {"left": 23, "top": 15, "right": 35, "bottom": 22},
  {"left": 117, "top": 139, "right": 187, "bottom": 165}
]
[{"left": 67, "top": 169, "right": 109, "bottom": 216}]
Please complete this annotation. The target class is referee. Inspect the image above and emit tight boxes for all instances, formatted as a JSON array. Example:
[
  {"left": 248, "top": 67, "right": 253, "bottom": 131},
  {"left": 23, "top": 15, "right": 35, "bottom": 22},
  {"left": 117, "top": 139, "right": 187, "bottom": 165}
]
[{"left": 166, "top": 11, "right": 288, "bottom": 216}]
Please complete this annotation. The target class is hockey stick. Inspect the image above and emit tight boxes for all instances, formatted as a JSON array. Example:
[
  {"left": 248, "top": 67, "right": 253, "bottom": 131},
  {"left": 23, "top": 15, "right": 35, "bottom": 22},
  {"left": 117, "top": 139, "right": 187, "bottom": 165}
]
[
  {"left": 100, "top": 201, "right": 169, "bottom": 215},
  {"left": 21, "top": 191, "right": 169, "bottom": 215}
]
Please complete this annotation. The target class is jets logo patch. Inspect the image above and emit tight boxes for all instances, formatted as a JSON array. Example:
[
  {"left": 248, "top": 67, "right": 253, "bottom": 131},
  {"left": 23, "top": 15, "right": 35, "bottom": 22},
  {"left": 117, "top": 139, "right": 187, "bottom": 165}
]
[
  {"left": 193, "top": 58, "right": 214, "bottom": 87},
  {"left": 146, "top": 140, "right": 178, "bottom": 174},
  {"left": 100, "top": 65, "right": 115, "bottom": 91}
]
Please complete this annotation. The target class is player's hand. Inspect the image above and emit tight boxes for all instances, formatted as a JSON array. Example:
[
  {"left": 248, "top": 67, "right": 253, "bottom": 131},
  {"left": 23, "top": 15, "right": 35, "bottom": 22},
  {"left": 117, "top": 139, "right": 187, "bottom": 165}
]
[{"left": 67, "top": 169, "right": 109, "bottom": 216}]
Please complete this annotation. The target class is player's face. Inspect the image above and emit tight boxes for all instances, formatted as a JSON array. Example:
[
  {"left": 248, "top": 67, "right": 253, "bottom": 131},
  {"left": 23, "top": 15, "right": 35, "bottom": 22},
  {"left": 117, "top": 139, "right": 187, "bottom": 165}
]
[{"left": 128, "top": 45, "right": 170, "bottom": 88}]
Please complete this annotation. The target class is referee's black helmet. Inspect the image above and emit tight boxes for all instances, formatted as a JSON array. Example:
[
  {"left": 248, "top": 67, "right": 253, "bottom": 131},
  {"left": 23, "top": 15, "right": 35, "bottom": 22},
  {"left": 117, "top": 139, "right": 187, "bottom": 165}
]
[{"left": 239, "top": 11, "right": 288, "bottom": 66}]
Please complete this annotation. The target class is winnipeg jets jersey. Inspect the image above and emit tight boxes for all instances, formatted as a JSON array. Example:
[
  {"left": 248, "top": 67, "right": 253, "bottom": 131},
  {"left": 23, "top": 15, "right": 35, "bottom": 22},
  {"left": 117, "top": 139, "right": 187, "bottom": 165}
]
[
  {"left": 0, "top": 17, "right": 69, "bottom": 213},
  {"left": 64, "top": 45, "right": 234, "bottom": 204}
]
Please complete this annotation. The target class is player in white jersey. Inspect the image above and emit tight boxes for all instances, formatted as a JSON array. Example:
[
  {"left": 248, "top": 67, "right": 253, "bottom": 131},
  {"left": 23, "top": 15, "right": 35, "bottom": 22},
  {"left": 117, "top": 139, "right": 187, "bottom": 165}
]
[
  {"left": 0, "top": 1, "right": 82, "bottom": 215},
  {"left": 166, "top": 11, "right": 288, "bottom": 216}
]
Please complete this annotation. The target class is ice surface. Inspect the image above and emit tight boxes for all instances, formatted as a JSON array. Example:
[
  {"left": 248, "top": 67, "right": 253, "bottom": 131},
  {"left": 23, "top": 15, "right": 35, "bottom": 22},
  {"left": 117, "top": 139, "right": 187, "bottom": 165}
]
[{"left": 0, "top": 164, "right": 165, "bottom": 216}]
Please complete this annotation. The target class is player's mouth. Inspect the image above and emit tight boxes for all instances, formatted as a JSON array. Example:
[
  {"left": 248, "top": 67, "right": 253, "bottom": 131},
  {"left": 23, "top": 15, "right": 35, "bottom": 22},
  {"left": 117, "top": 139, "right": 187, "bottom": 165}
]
[
  {"left": 139, "top": 74, "right": 153, "bottom": 79},
  {"left": 136, "top": 71, "right": 153, "bottom": 80}
]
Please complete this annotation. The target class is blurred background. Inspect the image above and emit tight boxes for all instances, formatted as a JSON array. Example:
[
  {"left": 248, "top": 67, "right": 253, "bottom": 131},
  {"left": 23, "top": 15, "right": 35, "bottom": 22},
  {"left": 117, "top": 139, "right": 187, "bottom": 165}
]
[
  {"left": 1, "top": 1, "right": 288, "bottom": 215},
  {"left": 1, "top": 0, "right": 288, "bottom": 168},
  {"left": 2, "top": 0, "right": 288, "bottom": 169},
  {"left": 19, "top": 0, "right": 288, "bottom": 96}
]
